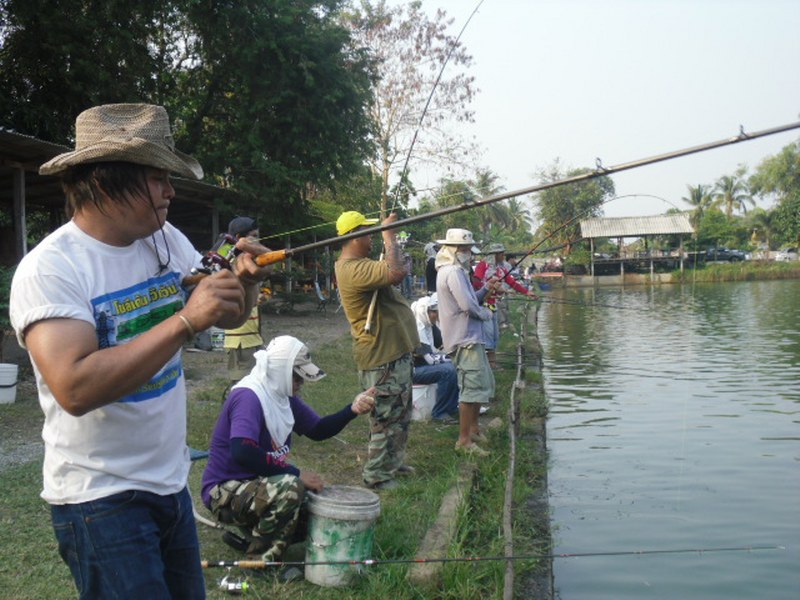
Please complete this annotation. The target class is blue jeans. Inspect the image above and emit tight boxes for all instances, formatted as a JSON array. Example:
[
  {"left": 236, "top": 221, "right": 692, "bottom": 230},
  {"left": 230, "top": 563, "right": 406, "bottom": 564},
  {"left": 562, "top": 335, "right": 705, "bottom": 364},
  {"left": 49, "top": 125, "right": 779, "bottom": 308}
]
[
  {"left": 413, "top": 362, "right": 459, "bottom": 419},
  {"left": 481, "top": 310, "right": 500, "bottom": 350},
  {"left": 51, "top": 486, "right": 205, "bottom": 599}
]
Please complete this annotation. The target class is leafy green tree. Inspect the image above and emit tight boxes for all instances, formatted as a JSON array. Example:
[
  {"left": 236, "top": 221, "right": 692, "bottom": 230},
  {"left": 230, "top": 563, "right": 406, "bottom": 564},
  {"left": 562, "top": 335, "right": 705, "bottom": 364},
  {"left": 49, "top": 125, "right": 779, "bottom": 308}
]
[
  {"left": 344, "top": 0, "right": 477, "bottom": 215},
  {"left": 471, "top": 169, "right": 511, "bottom": 244},
  {"left": 502, "top": 197, "right": 535, "bottom": 249},
  {"left": 0, "top": 0, "right": 175, "bottom": 142},
  {"left": 697, "top": 208, "right": 750, "bottom": 250},
  {"left": 712, "top": 165, "right": 754, "bottom": 217},
  {"left": 431, "top": 178, "right": 482, "bottom": 237},
  {"left": 750, "top": 141, "right": 800, "bottom": 245},
  {"left": 533, "top": 161, "right": 615, "bottom": 255},
  {"left": 747, "top": 208, "right": 778, "bottom": 256},
  {"left": 175, "top": 0, "right": 375, "bottom": 232},
  {"left": 1, "top": 0, "right": 376, "bottom": 237}
]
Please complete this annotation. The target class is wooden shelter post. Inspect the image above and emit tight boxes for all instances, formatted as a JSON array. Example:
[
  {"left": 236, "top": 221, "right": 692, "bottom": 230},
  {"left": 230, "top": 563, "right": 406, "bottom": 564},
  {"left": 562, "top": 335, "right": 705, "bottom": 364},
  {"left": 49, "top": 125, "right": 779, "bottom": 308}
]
[{"left": 13, "top": 165, "right": 27, "bottom": 259}]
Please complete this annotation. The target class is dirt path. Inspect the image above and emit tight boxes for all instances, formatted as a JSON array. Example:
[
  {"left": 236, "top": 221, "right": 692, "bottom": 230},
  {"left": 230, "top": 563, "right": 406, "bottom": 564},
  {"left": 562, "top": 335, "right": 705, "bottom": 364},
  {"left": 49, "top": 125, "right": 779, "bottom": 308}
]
[{"left": 0, "top": 307, "right": 352, "bottom": 472}]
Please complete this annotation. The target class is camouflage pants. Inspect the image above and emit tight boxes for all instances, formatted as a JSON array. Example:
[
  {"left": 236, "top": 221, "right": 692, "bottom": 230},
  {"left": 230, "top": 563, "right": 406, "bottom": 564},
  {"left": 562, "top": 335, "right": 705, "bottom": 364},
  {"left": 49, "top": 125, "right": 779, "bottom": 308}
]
[
  {"left": 208, "top": 474, "right": 305, "bottom": 560},
  {"left": 358, "top": 352, "right": 413, "bottom": 486}
]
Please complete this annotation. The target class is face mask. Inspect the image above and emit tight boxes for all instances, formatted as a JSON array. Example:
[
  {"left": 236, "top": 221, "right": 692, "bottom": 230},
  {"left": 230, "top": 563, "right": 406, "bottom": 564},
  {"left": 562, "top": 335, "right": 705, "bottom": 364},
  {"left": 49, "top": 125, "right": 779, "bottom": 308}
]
[{"left": 456, "top": 250, "right": 472, "bottom": 268}]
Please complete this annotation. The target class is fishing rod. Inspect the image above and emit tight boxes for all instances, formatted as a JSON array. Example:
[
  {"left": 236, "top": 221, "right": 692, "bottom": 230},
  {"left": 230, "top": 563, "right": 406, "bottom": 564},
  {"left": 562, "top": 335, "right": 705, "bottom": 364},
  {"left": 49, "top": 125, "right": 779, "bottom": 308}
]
[
  {"left": 201, "top": 544, "right": 783, "bottom": 569},
  {"left": 505, "top": 295, "right": 652, "bottom": 313},
  {"left": 244, "top": 121, "right": 800, "bottom": 269},
  {"left": 363, "top": 0, "right": 485, "bottom": 333},
  {"left": 484, "top": 191, "right": 695, "bottom": 295}
]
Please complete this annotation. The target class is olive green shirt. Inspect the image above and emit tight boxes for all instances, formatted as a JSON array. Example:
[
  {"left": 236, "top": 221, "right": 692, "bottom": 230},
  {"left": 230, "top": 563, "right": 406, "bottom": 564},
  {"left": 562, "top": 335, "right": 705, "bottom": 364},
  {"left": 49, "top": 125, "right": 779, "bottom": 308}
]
[{"left": 335, "top": 256, "right": 419, "bottom": 370}]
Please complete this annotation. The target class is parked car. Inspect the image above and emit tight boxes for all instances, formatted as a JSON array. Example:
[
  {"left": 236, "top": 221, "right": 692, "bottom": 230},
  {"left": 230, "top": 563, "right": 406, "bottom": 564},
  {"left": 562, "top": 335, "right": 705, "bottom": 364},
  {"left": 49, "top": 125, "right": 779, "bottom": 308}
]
[
  {"left": 774, "top": 247, "right": 798, "bottom": 262},
  {"left": 705, "top": 247, "right": 746, "bottom": 262}
]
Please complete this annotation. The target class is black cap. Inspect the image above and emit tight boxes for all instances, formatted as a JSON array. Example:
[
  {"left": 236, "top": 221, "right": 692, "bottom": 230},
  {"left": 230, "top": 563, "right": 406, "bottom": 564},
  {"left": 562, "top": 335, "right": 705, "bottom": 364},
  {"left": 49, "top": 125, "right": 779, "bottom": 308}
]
[{"left": 228, "top": 216, "right": 257, "bottom": 237}]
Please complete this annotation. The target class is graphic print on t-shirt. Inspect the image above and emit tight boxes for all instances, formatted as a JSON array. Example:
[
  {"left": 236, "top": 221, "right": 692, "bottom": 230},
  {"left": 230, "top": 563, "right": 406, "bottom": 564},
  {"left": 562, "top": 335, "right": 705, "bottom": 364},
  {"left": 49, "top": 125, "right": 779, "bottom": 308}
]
[{"left": 91, "top": 271, "right": 186, "bottom": 403}]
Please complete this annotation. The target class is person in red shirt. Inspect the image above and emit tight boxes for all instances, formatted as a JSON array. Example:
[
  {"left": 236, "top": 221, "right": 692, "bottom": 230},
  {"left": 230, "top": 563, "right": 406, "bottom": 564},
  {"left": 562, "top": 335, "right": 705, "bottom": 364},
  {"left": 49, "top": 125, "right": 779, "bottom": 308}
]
[{"left": 472, "top": 243, "right": 538, "bottom": 368}]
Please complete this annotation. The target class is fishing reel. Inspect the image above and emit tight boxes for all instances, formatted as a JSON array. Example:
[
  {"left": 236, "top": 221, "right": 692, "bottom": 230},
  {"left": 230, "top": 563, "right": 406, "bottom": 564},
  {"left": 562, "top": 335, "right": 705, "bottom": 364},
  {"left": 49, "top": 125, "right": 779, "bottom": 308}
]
[
  {"left": 192, "top": 233, "right": 242, "bottom": 276},
  {"left": 219, "top": 569, "right": 250, "bottom": 595}
]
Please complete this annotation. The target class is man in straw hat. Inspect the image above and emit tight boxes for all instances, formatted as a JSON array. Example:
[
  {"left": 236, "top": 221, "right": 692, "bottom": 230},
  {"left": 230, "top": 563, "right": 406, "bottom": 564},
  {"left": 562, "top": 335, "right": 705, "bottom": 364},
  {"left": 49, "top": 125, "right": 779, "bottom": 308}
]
[
  {"left": 435, "top": 228, "right": 502, "bottom": 456},
  {"left": 334, "top": 210, "right": 419, "bottom": 490},
  {"left": 9, "top": 103, "right": 271, "bottom": 598},
  {"left": 202, "top": 335, "right": 375, "bottom": 562}
]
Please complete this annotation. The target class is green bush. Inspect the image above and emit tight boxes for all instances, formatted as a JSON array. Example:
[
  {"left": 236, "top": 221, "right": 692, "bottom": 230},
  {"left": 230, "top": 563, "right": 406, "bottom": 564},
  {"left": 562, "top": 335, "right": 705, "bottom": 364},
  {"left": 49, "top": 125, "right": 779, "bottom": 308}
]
[{"left": 0, "top": 265, "right": 15, "bottom": 332}]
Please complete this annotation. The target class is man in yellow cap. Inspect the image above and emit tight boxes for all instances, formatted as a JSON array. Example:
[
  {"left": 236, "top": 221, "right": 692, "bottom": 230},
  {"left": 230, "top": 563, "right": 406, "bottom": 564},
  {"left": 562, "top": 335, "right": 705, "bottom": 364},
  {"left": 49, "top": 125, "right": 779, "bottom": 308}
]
[{"left": 334, "top": 211, "right": 419, "bottom": 490}]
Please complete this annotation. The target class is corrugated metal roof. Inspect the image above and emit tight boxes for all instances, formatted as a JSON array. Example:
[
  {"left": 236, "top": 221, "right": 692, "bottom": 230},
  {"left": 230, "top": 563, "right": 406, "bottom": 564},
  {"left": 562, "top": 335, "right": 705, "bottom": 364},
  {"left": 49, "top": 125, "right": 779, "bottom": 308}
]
[{"left": 580, "top": 213, "right": 694, "bottom": 238}]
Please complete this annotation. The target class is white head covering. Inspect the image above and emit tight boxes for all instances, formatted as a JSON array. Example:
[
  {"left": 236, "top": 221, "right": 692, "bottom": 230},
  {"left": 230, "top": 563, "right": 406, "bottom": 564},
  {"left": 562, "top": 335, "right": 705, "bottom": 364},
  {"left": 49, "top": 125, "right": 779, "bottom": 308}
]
[
  {"left": 411, "top": 295, "right": 433, "bottom": 327},
  {"left": 410, "top": 295, "right": 437, "bottom": 347},
  {"left": 435, "top": 244, "right": 472, "bottom": 272},
  {"left": 231, "top": 335, "right": 324, "bottom": 447}
]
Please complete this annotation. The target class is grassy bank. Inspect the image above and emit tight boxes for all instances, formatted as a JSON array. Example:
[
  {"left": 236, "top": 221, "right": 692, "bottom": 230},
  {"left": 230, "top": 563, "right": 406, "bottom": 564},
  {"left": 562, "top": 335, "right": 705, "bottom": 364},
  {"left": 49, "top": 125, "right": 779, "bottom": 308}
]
[
  {"left": 673, "top": 261, "right": 800, "bottom": 283},
  {"left": 0, "top": 302, "right": 549, "bottom": 599}
]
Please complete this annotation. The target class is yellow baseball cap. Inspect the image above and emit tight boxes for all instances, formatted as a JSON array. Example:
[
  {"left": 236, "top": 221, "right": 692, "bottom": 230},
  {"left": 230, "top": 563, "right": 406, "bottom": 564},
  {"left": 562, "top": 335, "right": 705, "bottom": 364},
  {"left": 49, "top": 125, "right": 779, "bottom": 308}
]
[{"left": 336, "top": 211, "right": 379, "bottom": 236}]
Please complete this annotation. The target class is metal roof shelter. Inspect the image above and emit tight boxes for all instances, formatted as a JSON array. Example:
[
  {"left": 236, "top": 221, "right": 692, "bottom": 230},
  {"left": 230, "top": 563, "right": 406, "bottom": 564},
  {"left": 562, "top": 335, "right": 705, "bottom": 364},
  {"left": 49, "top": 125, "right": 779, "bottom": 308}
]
[
  {"left": 579, "top": 213, "right": 694, "bottom": 276},
  {"left": 1, "top": 127, "right": 235, "bottom": 264}
]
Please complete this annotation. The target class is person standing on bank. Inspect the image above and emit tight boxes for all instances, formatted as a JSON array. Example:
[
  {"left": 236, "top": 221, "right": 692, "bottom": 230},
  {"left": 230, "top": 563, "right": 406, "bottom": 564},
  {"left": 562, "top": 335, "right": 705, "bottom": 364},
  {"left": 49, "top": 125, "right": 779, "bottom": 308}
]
[
  {"left": 223, "top": 216, "right": 265, "bottom": 383},
  {"left": 473, "top": 242, "right": 538, "bottom": 368},
  {"left": 334, "top": 211, "right": 419, "bottom": 490},
  {"left": 9, "top": 104, "right": 271, "bottom": 599},
  {"left": 435, "top": 228, "right": 500, "bottom": 456}
]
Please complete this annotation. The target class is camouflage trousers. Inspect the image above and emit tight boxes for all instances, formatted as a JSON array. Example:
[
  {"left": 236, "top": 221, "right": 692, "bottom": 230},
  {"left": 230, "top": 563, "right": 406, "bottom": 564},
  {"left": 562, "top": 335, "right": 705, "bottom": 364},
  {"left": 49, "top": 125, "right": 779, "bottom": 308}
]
[
  {"left": 208, "top": 474, "right": 305, "bottom": 560},
  {"left": 358, "top": 352, "right": 413, "bottom": 486}
]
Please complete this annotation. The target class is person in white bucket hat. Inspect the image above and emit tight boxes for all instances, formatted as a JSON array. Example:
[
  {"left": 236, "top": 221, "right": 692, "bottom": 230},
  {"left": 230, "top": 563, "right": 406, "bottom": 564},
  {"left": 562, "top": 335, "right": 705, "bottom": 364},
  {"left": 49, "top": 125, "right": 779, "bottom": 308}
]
[
  {"left": 9, "top": 103, "right": 272, "bottom": 598},
  {"left": 434, "top": 228, "right": 502, "bottom": 456},
  {"left": 202, "top": 335, "right": 375, "bottom": 562}
]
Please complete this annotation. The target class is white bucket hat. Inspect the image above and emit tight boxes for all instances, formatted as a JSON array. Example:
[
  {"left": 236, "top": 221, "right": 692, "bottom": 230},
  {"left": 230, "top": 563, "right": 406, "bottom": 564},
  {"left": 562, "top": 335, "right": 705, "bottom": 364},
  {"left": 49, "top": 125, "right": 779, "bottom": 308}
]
[
  {"left": 39, "top": 103, "right": 203, "bottom": 180},
  {"left": 436, "top": 228, "right": 480, "bottom": 253}
]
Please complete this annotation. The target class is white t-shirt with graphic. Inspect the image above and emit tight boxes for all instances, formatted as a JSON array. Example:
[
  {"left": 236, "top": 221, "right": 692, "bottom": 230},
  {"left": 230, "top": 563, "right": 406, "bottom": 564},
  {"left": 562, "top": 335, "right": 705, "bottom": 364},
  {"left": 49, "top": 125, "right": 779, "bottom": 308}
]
[{"left": 10, "top": 220, "right": 202, "bottom": 504}]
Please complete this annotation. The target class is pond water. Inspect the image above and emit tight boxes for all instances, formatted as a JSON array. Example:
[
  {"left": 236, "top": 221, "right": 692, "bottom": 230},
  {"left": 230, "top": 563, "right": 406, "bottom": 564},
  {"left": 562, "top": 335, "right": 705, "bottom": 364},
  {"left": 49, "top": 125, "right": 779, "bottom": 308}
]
[{"left": 540, "top": 279, "right": 800, "bottom": 600}]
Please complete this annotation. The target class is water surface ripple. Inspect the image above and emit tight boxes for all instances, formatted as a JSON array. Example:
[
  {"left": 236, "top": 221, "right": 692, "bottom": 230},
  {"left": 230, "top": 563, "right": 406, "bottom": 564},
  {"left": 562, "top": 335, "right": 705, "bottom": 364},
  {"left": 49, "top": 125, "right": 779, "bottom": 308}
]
[{"left": 541, "top": 280, "right": 800, "bottom": 600}]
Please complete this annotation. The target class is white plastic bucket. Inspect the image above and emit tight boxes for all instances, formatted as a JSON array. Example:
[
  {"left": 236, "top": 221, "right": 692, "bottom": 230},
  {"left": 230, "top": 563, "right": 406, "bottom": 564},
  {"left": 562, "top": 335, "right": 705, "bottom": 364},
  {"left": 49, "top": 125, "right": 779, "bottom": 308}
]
[
  {"left": 411, "top": 384, "right": 436, "bottom": 421},
  {"left": 304, "top": 485, "right": 381, "bottom": 587},
  {"left": 0, "top": 363, "right": 19, "bottom": 405}
]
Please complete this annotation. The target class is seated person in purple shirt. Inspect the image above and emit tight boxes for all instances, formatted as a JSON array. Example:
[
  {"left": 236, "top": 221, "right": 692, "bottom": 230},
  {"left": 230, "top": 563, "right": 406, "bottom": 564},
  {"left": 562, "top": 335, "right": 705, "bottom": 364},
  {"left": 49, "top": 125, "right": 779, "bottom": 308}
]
[{"left": 201, "top": 335, "right": 375, "bottom": 560}]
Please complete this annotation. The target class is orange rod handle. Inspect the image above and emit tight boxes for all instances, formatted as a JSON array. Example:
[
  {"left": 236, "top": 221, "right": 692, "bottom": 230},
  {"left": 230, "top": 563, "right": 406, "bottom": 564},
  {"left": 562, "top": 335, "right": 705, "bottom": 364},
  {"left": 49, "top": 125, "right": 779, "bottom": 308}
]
[{"left": 254, "top": 249, "right": 289, "bottom": 266}]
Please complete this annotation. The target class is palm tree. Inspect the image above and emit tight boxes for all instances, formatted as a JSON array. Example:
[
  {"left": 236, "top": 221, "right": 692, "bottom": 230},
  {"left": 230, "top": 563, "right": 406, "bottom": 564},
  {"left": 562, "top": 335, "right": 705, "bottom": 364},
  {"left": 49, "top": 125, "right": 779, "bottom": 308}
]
[
  {"left": 713, "top": 167, "right": 754, "bottom": 217},
  {"left": 681, "top": 184, "right": 713, "bottom": 230},
  {"left": 749, "top": 208, "right": 777, "bottom": 259},
  {"left": 506, "top": 197, "right": 534, "bottom": 234},
  {"left": 471, "top": 169, "right": 510, "bottom": 242}
]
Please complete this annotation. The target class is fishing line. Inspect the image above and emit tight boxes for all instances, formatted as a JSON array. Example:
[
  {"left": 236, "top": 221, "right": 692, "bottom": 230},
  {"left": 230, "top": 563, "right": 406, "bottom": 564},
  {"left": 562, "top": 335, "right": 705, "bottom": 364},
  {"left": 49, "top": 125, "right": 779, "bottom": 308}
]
[
  {"left": 388, "top": 0, "right": 486, "bottom": 215},
  {"left": 201, "top": 544, "right": 783, "bottom": 569},
  {"left": 505, "top": 295, "right": 650, "bottom": 313},
  {"left": 364, "top": 0, "right": 485, "bottom": 332}
]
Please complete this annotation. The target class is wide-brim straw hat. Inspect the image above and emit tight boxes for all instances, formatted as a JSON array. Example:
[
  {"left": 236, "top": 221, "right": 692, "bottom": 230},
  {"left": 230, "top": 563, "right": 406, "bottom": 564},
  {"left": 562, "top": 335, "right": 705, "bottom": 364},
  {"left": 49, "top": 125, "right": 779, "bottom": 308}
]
[{"left": 40, "top": 104, "right": 203, "bottom": 180}]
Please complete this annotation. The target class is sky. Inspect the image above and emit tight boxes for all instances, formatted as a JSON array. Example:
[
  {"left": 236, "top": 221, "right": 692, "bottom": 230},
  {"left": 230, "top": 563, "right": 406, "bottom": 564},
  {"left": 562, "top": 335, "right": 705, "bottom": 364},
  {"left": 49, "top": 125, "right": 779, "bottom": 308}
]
[{"left": 399, "top": 0, "right": 800, "bottom": 219}]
